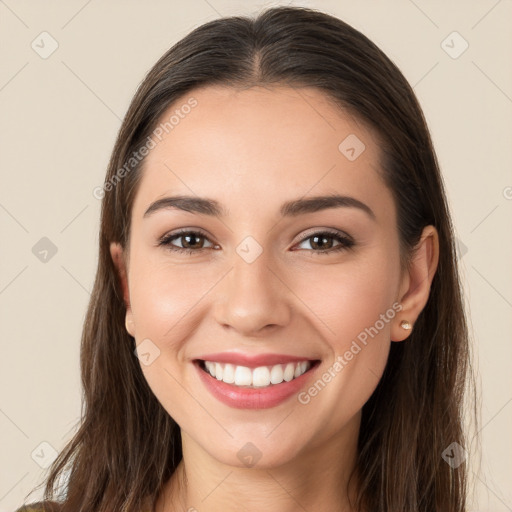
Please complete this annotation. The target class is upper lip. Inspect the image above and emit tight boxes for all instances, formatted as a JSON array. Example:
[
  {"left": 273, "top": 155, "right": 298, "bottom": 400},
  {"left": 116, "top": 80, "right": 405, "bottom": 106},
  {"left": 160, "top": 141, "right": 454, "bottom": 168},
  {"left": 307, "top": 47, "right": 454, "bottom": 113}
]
[{"left": 195, "top": 352, "right": 319, "bottom": 368}]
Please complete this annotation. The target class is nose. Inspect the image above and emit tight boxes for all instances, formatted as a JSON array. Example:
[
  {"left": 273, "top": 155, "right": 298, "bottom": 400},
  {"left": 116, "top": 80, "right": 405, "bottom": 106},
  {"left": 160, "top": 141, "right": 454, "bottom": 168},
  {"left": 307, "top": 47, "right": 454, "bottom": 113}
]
[{"left": 213, "top": 250, "right": 292, "bottom": 336}]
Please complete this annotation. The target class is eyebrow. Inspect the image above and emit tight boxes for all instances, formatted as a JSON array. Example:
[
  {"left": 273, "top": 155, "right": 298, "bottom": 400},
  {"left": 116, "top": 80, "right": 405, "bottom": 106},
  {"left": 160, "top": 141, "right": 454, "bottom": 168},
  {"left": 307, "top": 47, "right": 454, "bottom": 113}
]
[{"left": 143, "top": 194, "right": 376, "bottom": 220}]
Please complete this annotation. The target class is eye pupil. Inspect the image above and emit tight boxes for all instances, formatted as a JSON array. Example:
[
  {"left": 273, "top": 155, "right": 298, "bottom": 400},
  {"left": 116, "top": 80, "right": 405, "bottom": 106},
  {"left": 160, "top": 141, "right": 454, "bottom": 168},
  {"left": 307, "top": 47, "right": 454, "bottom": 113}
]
[
  {"left": 183, "top": 234, "right": 203, "bottom": 249},
  {"left": 311, "top": 235, "right": 333, "bottom": 250}
]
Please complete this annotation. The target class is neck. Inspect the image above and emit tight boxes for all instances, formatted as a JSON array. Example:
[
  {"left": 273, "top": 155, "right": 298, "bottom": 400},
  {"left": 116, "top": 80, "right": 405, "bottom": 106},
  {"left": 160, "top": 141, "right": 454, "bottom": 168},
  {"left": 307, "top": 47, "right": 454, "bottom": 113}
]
[{"left": 156, "top": 413, "right": 362, "bottom": 512}]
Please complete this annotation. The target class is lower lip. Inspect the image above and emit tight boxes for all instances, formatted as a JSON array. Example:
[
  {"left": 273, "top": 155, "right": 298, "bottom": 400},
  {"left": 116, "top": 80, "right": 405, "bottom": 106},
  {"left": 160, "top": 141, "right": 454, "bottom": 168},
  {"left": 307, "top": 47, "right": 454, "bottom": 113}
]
[{"left": 194, "top": 360, "right": 320, "bottom": 409}]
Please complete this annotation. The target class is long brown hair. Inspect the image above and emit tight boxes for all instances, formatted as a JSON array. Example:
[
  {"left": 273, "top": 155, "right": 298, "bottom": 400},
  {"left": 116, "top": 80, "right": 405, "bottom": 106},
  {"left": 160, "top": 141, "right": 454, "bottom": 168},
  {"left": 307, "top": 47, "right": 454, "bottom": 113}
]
[{"left": 19, "top": 6, "right": 476, "bottom": 512}]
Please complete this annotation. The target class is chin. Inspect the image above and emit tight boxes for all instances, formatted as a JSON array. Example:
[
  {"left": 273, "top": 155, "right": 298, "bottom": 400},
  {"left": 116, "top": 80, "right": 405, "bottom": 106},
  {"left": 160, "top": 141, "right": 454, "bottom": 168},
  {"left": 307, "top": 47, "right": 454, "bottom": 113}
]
[{"left": 202, "top": 434, "right": 307, "bottom": 470}]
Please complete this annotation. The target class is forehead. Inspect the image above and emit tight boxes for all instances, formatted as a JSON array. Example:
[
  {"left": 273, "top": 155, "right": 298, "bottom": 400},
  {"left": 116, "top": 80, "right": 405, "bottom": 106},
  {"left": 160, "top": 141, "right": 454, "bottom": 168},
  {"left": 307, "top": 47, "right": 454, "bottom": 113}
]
[{"left": 132, "top": 85, "right": 391, "bottom": 220}]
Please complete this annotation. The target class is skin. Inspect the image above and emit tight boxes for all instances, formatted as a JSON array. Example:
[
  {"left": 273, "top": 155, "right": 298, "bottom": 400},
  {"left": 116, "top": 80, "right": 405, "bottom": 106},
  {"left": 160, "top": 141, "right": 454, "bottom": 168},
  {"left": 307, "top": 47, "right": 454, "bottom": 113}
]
[{"left": 110, "top": 85, "right": 439, "bottom": 512}]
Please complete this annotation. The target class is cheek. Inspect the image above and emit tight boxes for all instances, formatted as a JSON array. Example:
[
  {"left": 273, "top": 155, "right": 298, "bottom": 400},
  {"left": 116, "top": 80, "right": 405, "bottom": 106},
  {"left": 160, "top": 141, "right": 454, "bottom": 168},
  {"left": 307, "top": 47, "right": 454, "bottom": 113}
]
[
  {"left": 291, "top": 277, "right": 397, "bottom": 445},
  {"left": 291, "top": 249, "right": 399, "bottom": 414},
  {"left": 293, "top": 249, "right": 400, "bottom": 349},
  {"left": 127, "top": 255, "right": 212, "bottom": 426},
  {"left": 128, "top": 251, "right": 215, "bottom": 342}
]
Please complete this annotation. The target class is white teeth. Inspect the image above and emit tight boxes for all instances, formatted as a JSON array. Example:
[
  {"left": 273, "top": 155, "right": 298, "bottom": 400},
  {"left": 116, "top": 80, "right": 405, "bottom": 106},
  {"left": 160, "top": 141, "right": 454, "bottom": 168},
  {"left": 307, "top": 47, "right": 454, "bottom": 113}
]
[
  {"left": 202, "top": 360, "right": 313, "bottom": 388},
  {"left": 270, "top": 364, "right": 284, "bottom": 384},
  {"left": 205, "top": 361, "right": 215, "bottom": 377},
  {"left": 252, "top": 367, "right": 271, "bottom": 387},
  {"left": 222, "top": 363, "right": 235, "bottom": 383},
  {"left": 283, "top": 363, "right": 295, "bottom": 382},
  {"left": 234, "top": 366, "right": 252, "bottom": 386}
]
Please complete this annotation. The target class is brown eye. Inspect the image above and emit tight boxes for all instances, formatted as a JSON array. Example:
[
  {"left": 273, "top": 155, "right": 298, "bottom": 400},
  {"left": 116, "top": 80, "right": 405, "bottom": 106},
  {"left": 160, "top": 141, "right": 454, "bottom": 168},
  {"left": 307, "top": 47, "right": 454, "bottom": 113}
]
[
  {"left": 309, "top": 234, "right": 335, "bottom": 250},
  {"left": 180, "top": 233, "right": 206, "bottom": 249},
  {"left": 296, "top": 230, "right": 354, "bottom": 254},
  {"left": 159, "top": 230, "right": 215, "bottom": 253}
]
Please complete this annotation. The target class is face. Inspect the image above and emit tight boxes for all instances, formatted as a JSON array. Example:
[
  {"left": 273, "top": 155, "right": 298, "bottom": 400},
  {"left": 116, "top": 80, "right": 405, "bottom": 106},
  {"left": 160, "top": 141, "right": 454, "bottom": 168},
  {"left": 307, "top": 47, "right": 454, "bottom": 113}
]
[{"left": 112, "top": 85, "right": 411, "bottom": 469}]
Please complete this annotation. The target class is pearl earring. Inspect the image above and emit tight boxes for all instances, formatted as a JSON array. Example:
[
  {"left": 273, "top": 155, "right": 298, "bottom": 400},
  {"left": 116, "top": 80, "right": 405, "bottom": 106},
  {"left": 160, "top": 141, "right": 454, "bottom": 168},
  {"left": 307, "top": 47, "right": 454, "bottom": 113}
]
[{"left": 400, "top": 320, "right": 412, "bottom": 330}]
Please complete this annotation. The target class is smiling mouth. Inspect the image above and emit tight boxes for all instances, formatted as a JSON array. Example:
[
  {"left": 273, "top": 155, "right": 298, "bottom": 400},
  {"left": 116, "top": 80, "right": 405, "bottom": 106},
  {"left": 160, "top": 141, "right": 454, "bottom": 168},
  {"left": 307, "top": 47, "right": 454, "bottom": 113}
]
[{"left": 195, "top": 359, "right": 321, "bottom": 389}]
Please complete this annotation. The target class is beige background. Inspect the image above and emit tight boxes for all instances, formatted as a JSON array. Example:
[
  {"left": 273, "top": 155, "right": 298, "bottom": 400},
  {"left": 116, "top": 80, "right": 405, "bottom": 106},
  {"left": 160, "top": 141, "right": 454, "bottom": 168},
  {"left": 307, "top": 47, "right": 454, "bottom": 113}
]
[{"left": 1, "top": 1, "right": 511, "bottom": 510}]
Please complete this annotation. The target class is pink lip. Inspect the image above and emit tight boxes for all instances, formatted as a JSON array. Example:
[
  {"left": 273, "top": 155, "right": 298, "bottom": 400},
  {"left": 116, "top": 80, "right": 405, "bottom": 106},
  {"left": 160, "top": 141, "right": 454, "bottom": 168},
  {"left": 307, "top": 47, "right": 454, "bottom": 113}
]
[
  {"left": 196, "top": 352, "right": 317, "bottom": 368},
  {"left": 194, "top": 360, "right": 321, "bottom": 409}
]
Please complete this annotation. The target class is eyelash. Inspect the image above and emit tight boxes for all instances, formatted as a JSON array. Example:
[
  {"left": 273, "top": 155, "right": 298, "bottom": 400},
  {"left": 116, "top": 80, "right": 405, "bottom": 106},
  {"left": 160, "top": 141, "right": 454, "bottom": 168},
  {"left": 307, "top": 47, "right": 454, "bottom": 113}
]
[{"left": 158, "top": 228, "right": 355, "bottom": 256}]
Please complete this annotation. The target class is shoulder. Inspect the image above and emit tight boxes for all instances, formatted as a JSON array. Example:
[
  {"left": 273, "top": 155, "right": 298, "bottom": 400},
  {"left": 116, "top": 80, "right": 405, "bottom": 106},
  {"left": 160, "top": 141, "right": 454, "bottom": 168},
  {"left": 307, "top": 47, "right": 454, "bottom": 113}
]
[{"left": 14, "top": 501, "right": 62, "bottom": 512}]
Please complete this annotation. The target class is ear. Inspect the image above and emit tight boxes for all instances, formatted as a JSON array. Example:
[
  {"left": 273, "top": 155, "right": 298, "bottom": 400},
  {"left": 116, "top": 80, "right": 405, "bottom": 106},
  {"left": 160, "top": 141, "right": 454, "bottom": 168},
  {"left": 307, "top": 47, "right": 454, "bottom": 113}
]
[
  {"left": 110, "top": 242, "right": 135, "bottom": 337},
  {"left": 391, "top": 225, "right": 440, "bottom": 342}
]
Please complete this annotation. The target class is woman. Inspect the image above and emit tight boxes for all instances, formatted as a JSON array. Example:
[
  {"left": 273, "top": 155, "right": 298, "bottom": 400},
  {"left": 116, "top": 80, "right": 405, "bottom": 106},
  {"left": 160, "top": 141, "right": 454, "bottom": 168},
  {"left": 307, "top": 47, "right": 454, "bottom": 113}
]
[{"left": 17, "top": 5, "right": 474, "bottom": 512}]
